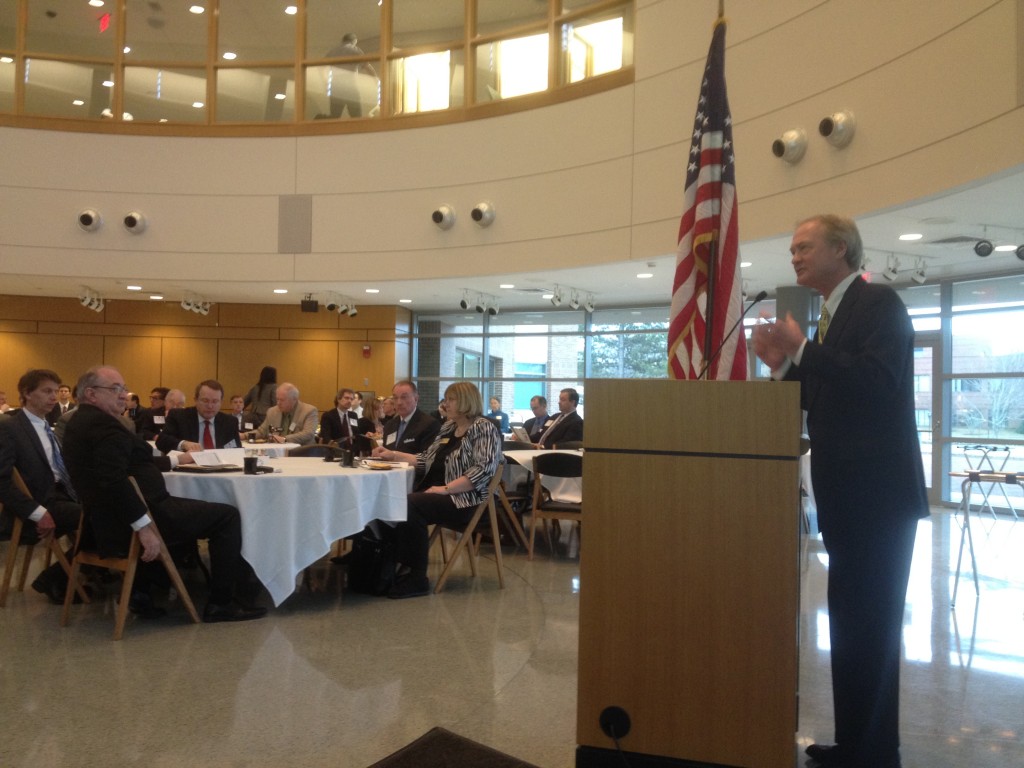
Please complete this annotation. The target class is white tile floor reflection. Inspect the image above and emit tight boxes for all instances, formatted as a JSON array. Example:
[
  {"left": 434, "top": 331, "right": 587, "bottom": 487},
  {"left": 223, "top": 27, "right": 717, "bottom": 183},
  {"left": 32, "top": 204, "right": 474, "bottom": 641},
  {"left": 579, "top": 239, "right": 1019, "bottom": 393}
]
[{"left": 1, "top": 509, "right": 1021, "bottom": 768}]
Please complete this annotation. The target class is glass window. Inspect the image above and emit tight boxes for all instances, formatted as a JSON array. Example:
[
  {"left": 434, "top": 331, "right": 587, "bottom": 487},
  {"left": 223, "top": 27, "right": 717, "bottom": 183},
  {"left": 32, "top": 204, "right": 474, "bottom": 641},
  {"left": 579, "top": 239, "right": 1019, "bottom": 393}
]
[
  {"left": 0, "top": 56, "right": 13, "bottom": 113},
  {"left": 216, "top": 67, "right": 295, "bottom": 123},
  {"left": 951, "top": 310, "right": 1024, "bottom": 372},
  {"left": 124, "top": 0, "right": 206, "bottom": 63},
  {"left": 0, "top": 0, "right": 16, "bottom": 49},
  {"left": 218, "top": 1, "right": 296, "bottom": 62},
  {"left": 305, "top": 60, "right": 380, "bottom": 120},
  {"left": 950, "top": 377, "right": 1024, "bottom": 441},
  {"left": 477, "top": 0, "right": 547, "bottom": 36},
  {"left": 307, "top": 0, "right": 380, "bottom": 59},
  {"left": 23, "top": 59, "right": 113, "bottom": 119},
  {"left": 26, "top": 0, "right": 118, "bottom": 59},
  {"left": 589, "top": 308, "right": 669, "bottom": 379},
  {"left": 952, "top": 274, "right": 1024, "bottom": 311},
  {"left": 560, "top": 3, "right": 631, "bottom": 85},
  {"left": 475, "top": 34, "right": 551, "bottom": 102},
  {"left": 123, "top": 66, "right": 207, "bottom": 123},
  {"left": 392, "top": 0, "right": 463, "bottom": 49},
  {"left": 391, "top": 49, "right": 464, "bottom": 114}
]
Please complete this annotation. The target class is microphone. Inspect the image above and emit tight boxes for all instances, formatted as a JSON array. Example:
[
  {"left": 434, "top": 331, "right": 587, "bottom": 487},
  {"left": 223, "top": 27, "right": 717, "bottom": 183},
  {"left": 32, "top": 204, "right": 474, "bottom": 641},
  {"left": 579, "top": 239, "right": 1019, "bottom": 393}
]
[{"left": 697, "top": 290, "right": 769, "bottom": 380}]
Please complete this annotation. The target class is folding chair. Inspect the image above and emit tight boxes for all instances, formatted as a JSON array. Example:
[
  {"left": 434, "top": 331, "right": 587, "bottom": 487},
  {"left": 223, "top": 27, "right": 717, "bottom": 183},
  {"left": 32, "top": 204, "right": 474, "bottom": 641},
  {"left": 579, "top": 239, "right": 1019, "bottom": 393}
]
[
  {"left": 428, "top": 470, "right": 506, "bottom": 593},
  {"left": 528, "top": 452, "right": 583, "bottom": 560},
  {"left": 61, "top": 478, "right": 201, "bottom": 639}
]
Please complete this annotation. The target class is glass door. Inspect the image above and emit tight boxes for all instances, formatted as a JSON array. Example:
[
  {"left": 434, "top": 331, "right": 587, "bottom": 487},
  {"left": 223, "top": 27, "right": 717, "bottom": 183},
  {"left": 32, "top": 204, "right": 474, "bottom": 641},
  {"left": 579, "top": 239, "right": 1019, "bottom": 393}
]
[{"left": 914, "top": 337, "right": 941, "bottom": 504}]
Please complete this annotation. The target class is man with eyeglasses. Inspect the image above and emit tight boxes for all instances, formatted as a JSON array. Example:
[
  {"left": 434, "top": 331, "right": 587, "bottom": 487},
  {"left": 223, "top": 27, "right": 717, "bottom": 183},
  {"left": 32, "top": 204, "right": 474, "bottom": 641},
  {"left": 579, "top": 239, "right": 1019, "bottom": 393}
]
[
  {"left": 138, "top": 386, "right": 170, "bottom": 440},
  {"left": 155, "top": 380, "right": 241, "bottom": 454},
  {"left": 63, "top": 366, "right": 266, "bottom": 623},
  {"left": 382, "top": 380, "right": 441, "bottom": 456},
  {"left": 244, "top": 383, "right": 318, "bottom": 446}
]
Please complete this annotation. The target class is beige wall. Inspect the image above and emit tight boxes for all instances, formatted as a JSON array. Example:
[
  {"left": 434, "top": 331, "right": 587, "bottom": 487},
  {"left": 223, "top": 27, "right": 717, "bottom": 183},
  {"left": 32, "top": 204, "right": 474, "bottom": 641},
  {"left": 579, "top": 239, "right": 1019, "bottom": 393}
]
[
  {"left": 0, "top": 0, "right": 1020, "bottom": 288},
  {"left": 0, "top": 296, "right": 410, "bottom": 410}
]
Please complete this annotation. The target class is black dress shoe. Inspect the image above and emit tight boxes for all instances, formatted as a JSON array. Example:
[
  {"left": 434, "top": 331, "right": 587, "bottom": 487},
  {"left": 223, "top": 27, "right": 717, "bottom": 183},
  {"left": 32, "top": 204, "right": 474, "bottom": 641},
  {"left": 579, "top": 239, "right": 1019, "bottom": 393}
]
[
  {"left": 34, "top": 576, "right": 89, "bottom": 605},
  {"left": 203, "top": 601, "right": 268, "bottom": 623},
  {"left": 128, "top": 592, "right": 168, "bottom": 620},
  {"left": 805, "top": 743, "right": 843, "bottom": 766},
  {"left": 387, "top": 574, "right": 431, "bottom": 599}
]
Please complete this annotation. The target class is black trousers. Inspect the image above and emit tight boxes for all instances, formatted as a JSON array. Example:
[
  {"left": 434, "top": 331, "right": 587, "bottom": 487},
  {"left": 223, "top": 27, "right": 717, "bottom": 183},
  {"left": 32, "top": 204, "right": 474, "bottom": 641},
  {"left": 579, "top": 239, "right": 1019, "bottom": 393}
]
[
  {"left": 31, "top": 485, "right": 81, "bottom": 589},
  {"left": 821, "top": 514, "right": 919, "bottom": 766},
  {"left": 394, "top": 492, "right": 475, "bottom": 574},
  {"left": 150, "top": 496, "right": 245, "bottom": 605}
]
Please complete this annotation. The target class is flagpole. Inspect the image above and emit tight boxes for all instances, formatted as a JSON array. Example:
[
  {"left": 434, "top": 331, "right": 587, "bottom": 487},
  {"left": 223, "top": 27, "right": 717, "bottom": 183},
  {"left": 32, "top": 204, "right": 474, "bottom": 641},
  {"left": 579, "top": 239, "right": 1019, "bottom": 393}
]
[{"left": 719, "top": 1, "right": 725, "bottom": 19}]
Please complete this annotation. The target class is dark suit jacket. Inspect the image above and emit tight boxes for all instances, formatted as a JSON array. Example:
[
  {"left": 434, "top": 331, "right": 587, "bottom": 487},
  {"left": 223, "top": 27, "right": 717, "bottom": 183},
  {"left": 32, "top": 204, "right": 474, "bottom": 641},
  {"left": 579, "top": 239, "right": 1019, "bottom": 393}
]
[
  {"left": 62, "top": 404, "right": 175, "bottom": 555},
  {"left": 785, "top": 276, "right": 928, "bottom": 534},
  {"left": 46, "top": 402, "right": 75, "bottom": 426},
  {"left": 319, "top": 409, "right": 361, "bottom": 445},
  {"left": 538, "top": 411, "right": 584, "bottom": 448},
  {"left": 0, "top": 410, "right": 77, "bottom": 538},
  {"left": 523, "top": 414, "right": 551, "bottom": 442},
  {"left": 138, "top": 406, "right": 169, "bottom": 440},
  {"left": 383, "top": 409, "right": 441, "bottom": 455},
  {"left": 155, "top": 408, "right": 242, "bottom": 454}
]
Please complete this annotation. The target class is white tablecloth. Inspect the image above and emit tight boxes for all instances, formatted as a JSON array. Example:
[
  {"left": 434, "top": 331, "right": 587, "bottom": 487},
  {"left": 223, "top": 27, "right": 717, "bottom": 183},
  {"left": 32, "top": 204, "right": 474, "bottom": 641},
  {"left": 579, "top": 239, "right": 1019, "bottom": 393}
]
[
  {"left": 504, "top": 449, "right": 582, "bottom": 503},
  {"left": 163, "top": 456, "right": 413, "bottom": 605}
]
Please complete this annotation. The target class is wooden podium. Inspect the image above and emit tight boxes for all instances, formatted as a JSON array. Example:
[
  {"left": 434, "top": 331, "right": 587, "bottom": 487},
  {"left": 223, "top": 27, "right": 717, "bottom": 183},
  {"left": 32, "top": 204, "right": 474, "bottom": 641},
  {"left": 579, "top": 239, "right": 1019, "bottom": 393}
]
[{"left": 576, "top": 380, "right": 802, "bottom": 768}]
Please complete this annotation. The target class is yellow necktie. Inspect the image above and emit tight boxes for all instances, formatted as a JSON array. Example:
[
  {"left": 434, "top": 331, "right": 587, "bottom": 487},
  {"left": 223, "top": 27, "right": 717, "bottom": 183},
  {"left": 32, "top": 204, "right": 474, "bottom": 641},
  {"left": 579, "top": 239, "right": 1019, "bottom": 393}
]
[{"left": 818, "top": 305, "right": 831, "bottom": 341}]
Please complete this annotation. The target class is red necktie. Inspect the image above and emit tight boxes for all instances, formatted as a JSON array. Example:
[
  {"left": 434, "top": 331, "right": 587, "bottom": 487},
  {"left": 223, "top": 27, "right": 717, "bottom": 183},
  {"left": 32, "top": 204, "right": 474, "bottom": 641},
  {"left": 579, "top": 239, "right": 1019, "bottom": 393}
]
[{"left": 203, "top": 420, "right": 214, "bottom": 449}]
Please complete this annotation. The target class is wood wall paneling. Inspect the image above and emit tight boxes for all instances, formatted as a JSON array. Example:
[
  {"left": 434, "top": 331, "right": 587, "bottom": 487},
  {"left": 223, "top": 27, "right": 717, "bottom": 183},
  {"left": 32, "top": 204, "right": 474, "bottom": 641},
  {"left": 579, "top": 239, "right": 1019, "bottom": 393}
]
[{"left": 103, "top": 336, "right": 163, "bottom": 393}]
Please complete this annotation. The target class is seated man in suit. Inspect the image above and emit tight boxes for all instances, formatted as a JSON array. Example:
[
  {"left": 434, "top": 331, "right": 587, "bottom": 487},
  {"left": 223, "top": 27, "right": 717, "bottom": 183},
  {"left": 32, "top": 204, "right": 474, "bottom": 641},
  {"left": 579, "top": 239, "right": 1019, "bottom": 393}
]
[
  {"left": 382, "top": 380, "right": 441, "bottom": 456},
  {"left": 319, "top": 387, "right": 360, "bottom": 448},
  {"left": 228, "top": 394, "right": 253, "bottom": 432},
  {"left": 45, "top": 384, "right": 76, "bottom": 426},
  {"left": 0, "top": 369, "right": 82, "bottom": 604},
  {"left": 536, "top": 388, "right": 584, "bottom": 449},
  {"left": 244, "top": 383, "right": 318, "bottom": 445},
  {"left": 63, "top": 366, "right": 266, "bottom": 623},
  {"left": 156, "top": 379, "right": 242, "bottom": 454},
  {"left": 138, "top": 386, "right": 169, "bottom": 440},
  {"left": 523, "top": 395, "right": 551, "bottom": 443}
]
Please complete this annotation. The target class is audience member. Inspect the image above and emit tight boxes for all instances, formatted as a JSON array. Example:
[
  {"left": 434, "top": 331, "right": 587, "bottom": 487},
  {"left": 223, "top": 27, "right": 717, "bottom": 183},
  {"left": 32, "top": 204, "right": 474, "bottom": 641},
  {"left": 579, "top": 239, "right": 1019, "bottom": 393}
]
[
  {"left": 0, "top": 369, "right": 82, "bottom": 604},
  {"left": 139, "top": 386, "right": 170, "bottom": 440},
  {"left": 536, "top": 388, "right": 584, "bottom": 448},
  {"left": 523, "top": 396, "right": 551, "bottom": 443},
  {"left": 45, "top": 384, "right": 76, "bottom": 426},
  {"left": 156, "top": 380, "right": 242, "bottom": 454},
  {"left": 381, "top": 396, "right": 397, "bottom": 423},
  {"left": 0, "top": 390, "right": 11, "bottom": 413},
  {"left": 228, "top": 394, "right": 251, "bottom": 431},
  {"left": 373, "top": 382, "right": 502, "bottom": 598},
  {"left": 243, "top": 366, "right": 277, "bottom": 428},
  {"left": 319, "top": 388, "right": 359, "bottom": 448},
  {"left": 63, "top": 366, "right": 266, "bottom": 623},
  {"left": 245, "top": 383, "right": 318, "bottom": 445},
  {"left": 486, "top": 396, "right": 509, "bottom": 433},
  {"left": 164, "top": 389, "right": 187, "bottom": 411},
  {"left": 351, "top": 391, "right": 364, "bottom": 418},
  {"left": 382, "top": 380, "right": 441, "bottom": 456}
]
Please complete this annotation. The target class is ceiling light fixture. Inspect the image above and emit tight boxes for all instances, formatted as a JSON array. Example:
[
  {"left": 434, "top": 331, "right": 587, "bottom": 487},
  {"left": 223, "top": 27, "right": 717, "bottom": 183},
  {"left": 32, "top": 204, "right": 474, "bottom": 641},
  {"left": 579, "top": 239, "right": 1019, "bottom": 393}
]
[
  {"left": 550, "top": 286, "right": 564, "bottom": 307},
  {"left": 899, "top": 233, "right": 923, "bottom": 241},
  {"left": 568, "top": 291, "right": 581, "bottom": 310},
  {"left": 583, "top": 294, "right": 596, "bottom": 313},
  {"left": 883, "top": 254, "right": 899, "bottom": 281},
  {"left": 911, "top": 258, "right": 926, "bottom": 285}
]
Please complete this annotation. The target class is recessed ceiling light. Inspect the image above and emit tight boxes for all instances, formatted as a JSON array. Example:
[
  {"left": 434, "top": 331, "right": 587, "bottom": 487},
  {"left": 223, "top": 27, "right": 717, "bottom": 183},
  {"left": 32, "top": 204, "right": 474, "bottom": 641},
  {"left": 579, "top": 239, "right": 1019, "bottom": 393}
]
[
  {"left": 399, "top": 299, "right": 412, "bottom": 304},
  {"left": 273, "top": 288, "right": 288, "bottom": 294},
  {"left": 123, "top": 46, "right": 131, "bottom": 54},
  {"left": 899, "top": 233, "right": 923, "bottom": 241},
  {"left": 274, "top": 93, "right": 286, "bottom": 100},
  {"left": 637, "top": 272, "right": 654, "bottom": 279},
  {"left": 72, "top": 99, "right": 84, "bottom": 106},
  {"left": 192, "top": 101, "right": 204, "bottom": 108},
  {"left": 284, "top": 5, "right": 297, "bottom": 14},
  {"left": 102, "top": 80, "right": 114, "bottom": 87},
  {"left": 365, "top": 288, "right": 380, "bottom": 294},
  {"left": 740, "top": 261, "right": 752, "bottom": 268},
  {"left": 189, "top": 5, "right": 205, "bottom": 14},
  {"left": 149, "top": 295, "right": 163, "bottom": 300},
  {"left": 994, "top": 244, "right": 1016, "bottom": 252},
  {"left": 222, "top": 52, "right": 237, "bottom": 61},
  {"left": 0, "top": 57, "right": 13, "bottom": 64},
  {"left": 88, "top": 0, "right": 104, "bottom": 7},
  {"left": 126, "top": 285, "right": 142, "bottom": 291},
  {"left": 499, "top": 284, "right": 514, "bottom": 289},
  {"left": 541, "top": 293, "right": 554, "bottom": 300}
]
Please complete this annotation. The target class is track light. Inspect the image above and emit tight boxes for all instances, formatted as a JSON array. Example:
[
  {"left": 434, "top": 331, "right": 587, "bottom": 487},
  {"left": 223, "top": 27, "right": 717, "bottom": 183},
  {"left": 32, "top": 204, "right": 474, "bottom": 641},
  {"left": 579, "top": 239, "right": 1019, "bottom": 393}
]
[
  {"left": 123, "top": 211, "right": 146, "bottom": 233},
  {"left": 78, "top": 209, "right": 102, "bottom": 231},
  {"left": 78, "top": 287, "right": 104, "bottom": 312},
  {"left": 459, "top": 290, "right": 471, "bottom": 310},
  {"left": 583, "top": 294, "right": 595, "bottom": 313},
  {"left": 432, "top": 205, "right": 455, "bottom": 230},
  {"left": 568, "top": 291, "right": 580, "bottom": 310},
  {"left": 471, "top": 201, "right": 495, "bottom": 227},
  {"left": 550, "top": 286, "right": 563, "bottom": 307},
  {"left": 819, "top": 110, "right": 856, "bottom": 148},
  {"left": 771, "top": 128, "right": 807, "bottom": 163},
  {"left": 347, "top": 305, "right": 358, "bottom": 317},
  {"left": 882, "top": 254, "right": 899, "bottom": 281},
  {"left": 1016, "top": 244, "right": 1024, "bottom": 261},
  {"left": 911, "top": 259, "right": 926, "bottom": 285},
  {"left": 974, "top": 239, "right": 994, "bottom": 257}
]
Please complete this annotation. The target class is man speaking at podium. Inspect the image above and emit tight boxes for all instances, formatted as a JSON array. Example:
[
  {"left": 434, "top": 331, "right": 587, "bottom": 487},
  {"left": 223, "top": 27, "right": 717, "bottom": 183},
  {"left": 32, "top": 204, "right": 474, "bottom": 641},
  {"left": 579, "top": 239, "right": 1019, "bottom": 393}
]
[{"left": 753, "top": 214, "right": 928, "bottom": 768}]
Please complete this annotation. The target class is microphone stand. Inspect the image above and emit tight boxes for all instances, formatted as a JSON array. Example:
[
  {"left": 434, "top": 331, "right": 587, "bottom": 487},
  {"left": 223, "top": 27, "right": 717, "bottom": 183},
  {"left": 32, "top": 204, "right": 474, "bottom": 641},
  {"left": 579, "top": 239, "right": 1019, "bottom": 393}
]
[{"left": 697, "top": 290, "right": 768, "bottom": 380}]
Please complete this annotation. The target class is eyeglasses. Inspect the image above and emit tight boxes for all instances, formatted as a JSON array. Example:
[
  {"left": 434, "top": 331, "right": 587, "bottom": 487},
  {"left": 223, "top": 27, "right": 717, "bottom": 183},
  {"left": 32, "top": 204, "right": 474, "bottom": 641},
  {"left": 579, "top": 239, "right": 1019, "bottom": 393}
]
[{"left": 92, "top": 384, "right": 129, "bottom": 395}]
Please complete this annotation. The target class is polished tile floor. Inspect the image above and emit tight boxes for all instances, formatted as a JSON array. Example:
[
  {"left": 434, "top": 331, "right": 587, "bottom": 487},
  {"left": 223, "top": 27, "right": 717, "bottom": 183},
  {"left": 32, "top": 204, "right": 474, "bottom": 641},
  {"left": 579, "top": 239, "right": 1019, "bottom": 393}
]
[{"left": 1, "top": 508, "right": 1021, "bottom": 768}]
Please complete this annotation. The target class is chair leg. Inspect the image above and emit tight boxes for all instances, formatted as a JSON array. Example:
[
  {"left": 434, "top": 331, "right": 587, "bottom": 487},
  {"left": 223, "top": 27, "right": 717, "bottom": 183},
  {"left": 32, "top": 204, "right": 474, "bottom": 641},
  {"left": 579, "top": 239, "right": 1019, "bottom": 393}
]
[
  {"left": 15, "top": 542, "right": 36, "bottom": 592},
  {"left": 433, "top": 507, "right": 486, "bottom": 594},
  {"left": 487, "top": 499, "right": 504, "bottom": 589},
  {"left": 61, "top": 555, "right": 83, "bottom": 627},
  {"left": 113, "top": 554, "right": 138, "bottom": 641},
  {"left": 45, "top": 535, "right": 90, "bottom": 604},
  {"left": 156, "top": 547, "right": 201, "bottom": 625}
]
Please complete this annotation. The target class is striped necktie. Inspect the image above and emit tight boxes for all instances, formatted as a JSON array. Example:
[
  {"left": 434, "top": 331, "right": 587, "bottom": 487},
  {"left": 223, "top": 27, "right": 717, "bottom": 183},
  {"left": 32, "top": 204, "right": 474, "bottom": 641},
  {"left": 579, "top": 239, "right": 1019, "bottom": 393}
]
[
  {"left": 44, "top": 422, "right": 77, "bottom": 501},
  {"left": 818, "top": 305, "right": 831, "bottom": 341}
]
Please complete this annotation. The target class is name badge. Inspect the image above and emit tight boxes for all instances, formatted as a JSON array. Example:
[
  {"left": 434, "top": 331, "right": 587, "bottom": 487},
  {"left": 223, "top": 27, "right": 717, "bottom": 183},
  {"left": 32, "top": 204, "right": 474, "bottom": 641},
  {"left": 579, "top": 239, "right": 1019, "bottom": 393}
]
[
  {"left": 543, "top": 418, "right": 555, "bottom": 428},
  {"left": 440, "top": 438, "right": 450, "bottom": 445},
  {"left": 154, "top": 415, "right": 165, "bottom": 425},
  {"left": 244, "top": 422, "right": 253, "bottom": 430},
  {"left": 385, "top": 433, "right": 396, "bottom": 446},
  {"left": 348, "top": 417, "right": 358, "bottom": 428}
]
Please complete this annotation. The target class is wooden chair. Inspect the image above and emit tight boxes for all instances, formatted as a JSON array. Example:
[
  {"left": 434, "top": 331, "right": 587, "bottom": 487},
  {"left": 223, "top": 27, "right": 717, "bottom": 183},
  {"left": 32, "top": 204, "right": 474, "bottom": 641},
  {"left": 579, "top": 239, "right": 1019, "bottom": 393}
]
[
  {"left": 428, "top": 469, "right": 506, "bottom": 594},
  {"left": 528, "top": 452, "right": 583, "bottom": 560},
  {"left": 1, "top": 468, "right": 83, "bottom": 607},
  {"left": 61, "top": 478, "right": 201, "bottom": 640}
]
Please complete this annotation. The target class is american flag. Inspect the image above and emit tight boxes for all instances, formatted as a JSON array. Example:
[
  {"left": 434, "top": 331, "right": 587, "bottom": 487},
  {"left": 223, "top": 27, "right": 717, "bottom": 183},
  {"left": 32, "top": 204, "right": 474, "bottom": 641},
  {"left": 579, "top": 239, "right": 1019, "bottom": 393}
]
[{"left": 668, "top": 19, "right": 746, "bottom": 380}]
